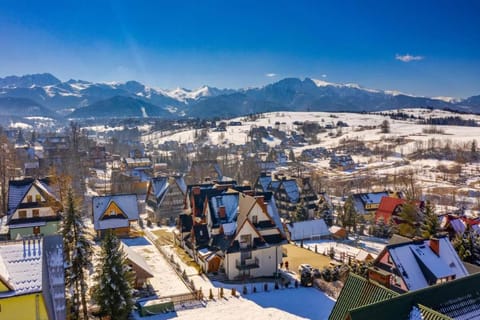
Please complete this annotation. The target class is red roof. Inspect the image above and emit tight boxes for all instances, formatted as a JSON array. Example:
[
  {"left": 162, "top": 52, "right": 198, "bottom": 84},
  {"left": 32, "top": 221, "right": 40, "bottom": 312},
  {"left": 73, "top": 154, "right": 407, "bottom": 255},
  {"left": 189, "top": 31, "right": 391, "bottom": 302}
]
[{"left": 375, "top": 196, "right": 405, "bottom": 223}]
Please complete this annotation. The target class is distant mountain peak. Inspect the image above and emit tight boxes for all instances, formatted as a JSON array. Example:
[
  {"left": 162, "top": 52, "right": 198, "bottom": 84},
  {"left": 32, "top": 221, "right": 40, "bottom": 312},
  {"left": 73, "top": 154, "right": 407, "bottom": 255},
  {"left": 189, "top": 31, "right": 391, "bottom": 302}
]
[{"left": 0, "top": 73, "right": 61, "bottom": 88}]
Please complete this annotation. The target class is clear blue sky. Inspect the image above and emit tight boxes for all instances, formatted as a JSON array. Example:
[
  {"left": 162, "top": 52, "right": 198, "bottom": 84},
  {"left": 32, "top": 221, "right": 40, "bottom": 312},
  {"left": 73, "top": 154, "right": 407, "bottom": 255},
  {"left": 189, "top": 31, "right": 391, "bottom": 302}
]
[{"left": 1, "top": 0, "right": 479, "bottom": 97}]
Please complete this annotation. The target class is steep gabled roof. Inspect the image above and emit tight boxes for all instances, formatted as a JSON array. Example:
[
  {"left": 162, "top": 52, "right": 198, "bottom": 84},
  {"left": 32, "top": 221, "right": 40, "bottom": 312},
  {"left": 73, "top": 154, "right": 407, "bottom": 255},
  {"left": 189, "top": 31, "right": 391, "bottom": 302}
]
[
  {"left": 278, "top": 179, "right": 300, "bottom": 203},
  {"left": 7, "top": 177, "right": 57, "bottom": 216},
  {"left": 92, "top": 194, "right": 139, "bottom": 231},
  {"left": 375, "top": 196, "right": 405, "bottom": 222},
  {"left": 329, "top": 273, "right": 399, "bottom": 320},
  {"left": 380, "top": 237, "right": 468, "bottom": 291}
]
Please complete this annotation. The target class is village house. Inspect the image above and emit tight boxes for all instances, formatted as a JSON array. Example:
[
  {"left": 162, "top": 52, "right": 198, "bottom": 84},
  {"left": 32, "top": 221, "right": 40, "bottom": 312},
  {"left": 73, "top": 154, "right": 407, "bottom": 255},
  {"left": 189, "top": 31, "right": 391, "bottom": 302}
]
[
  {"left": 146, "top": 175, "right": 187, "bottom": 225},
  {"left": 349, "top": 190, "right": 396, "bottom": 216},
  {"left": 374, "top": 196, "right": 406, "bottom": 223},
  {"left": 439, "top": 214, "right": 480, "bottom": 239},
  {"left": 92, "top": 194, "right": 140, "bottom": 238},
  {"left": 179, "top": 181, "right": 286, "bottom": 280},
  {"left": 0, "top": 235, "right": 66, "bottom": 320},
  {"left": 186, "top": 160, "right": 223, "bottom": 184},
  {"left": 6, "top": 177, "right": 62, "bottom": 240},
  {"left": 223, "top": 191, "right": 286, "bottom": 280},
  {"left": 329, "top": 153, "right": 355, "bottom": 170},
  {"left": 329, "top": 271, "right": 480, "bottom": 320},
  {"left": 370, "top": 234, "right": 469, "bottom": 293}
]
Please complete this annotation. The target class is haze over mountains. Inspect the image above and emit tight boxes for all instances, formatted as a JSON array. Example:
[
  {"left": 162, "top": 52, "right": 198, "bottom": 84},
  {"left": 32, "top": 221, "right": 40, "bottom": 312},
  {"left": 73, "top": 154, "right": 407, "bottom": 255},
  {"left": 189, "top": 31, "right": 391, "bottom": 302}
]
[{"left": 0, "top": 73, "right": 479, "bottom": 120}]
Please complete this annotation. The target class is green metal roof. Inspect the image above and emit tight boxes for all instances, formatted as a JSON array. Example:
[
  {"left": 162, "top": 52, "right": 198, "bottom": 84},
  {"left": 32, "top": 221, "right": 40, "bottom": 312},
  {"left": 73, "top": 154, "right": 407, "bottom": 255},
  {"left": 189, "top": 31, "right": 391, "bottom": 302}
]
[
  {"left": 328, "top": 273, "right": 399, "bottom": 320},
  {"left": 348, "top": 272, "right": 480, "bottom": 320}
]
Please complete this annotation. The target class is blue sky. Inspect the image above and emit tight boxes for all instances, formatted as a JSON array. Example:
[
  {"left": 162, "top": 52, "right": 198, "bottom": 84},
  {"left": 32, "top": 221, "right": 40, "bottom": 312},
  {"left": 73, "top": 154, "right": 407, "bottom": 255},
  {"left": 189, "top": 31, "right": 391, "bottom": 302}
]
[{"left": 1, "top": 0, "right": 479, "bottom": 97}]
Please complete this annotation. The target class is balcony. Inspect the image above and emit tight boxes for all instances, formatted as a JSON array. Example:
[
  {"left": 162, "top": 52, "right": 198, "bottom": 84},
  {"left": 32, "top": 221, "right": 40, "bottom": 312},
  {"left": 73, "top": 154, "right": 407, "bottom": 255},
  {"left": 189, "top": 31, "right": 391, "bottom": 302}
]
[
  {"left": 239, "top": 242, "right": 253, "bottom": 251},
  {"left": 236, "top": 257, "right": 260, "bottom": 270}
]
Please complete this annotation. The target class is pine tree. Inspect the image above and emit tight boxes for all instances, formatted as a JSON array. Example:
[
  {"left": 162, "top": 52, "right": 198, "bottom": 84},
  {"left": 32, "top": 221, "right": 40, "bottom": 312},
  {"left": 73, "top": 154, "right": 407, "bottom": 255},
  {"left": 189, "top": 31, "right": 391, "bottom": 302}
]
[
  {"left": 453, "top": 225, "right": 480, "bottom": 265},
  {"left": 292, "top": 199, "right": 308, "bottom": 222},
  {"left": 421, "top": 202, "right": 440, "bottom": 238},
  {"left": 62, "top": 188, "right": 92, "bottom": 320},
  {"left": 339, "top": 197, "right": 357, "bottom": 234},
  {"left": 92, "top": 230, "right": 134, "bottom": 320},
  {"left": 397, "top": 201, "right": 421, "bottom": 238}
]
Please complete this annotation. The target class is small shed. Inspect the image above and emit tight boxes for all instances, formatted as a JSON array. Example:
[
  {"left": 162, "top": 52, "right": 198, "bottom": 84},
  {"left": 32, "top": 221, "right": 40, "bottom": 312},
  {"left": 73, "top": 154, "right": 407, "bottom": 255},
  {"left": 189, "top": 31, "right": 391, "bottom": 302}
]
[
  {"left": 329, "top": 226, "right": 347, "bottom": 240},
  {"left": 122, "top": 244, "right": 154, "bottom": 289},
  {"left": 137, "top": 298, "right": 174, "bottom": 316},
  {"left": 197, "top": 248, "right": 222, "bottom": 273}
]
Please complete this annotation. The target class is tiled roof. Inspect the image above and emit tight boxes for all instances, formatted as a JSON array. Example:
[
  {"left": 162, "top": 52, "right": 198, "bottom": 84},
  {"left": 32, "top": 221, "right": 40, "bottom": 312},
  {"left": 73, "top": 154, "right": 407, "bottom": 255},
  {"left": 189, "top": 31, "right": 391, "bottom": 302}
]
[
  {"left": 328, "top": 273, "right": 399, "bottom": 320},
  {"left": 375, "top": 196, "right": 405, "bottom": 222}
]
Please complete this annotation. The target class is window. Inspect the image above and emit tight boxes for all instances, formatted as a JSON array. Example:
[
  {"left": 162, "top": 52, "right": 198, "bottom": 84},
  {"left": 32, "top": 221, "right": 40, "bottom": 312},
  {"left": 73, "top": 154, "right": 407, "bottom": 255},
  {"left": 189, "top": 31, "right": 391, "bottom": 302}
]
[
  {"left": 240, "top": 234, "right": 251, "bottom": 245},
  {"left": 35, "top": 194, "right": 41, "bottom": 202},
  {"left": 33, "top": 226, "right": 40, "bottom": 235},
  {"left": 252, "top": 215, "right": 258, "bottom": 224},
  {"left": 27, "top": 195, "right": 33, "bottom": 202},
  {"left": 33, "top": 209, "right": 40, "bottom": 218},
  {"left": 19, "top": 210, "right": 27, "bottom": 219}
]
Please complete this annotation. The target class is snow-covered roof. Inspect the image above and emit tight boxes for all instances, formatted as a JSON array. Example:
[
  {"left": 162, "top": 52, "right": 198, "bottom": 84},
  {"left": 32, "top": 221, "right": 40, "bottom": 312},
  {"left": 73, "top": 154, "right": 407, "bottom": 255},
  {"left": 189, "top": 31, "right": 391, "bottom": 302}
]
[
  {"left": 122, "top": 244, "right": 154, "bottom": 277},
  {"left": 7, "top": 178, "right": 55, "bottom": 215},
  {"left": 222, "top": 222, "right": 237, "bottom": 236},
  {"left": 265, "top": 195, "right": 285, "bottom": 236},
  {"left": 280, "top": 180, "right": 300, "bottom": 203},
  {"left": 387, "top": 237, "right": 468, "bottom": 291},
  {"left": 175, "top": 176, "right": 187, "bottom": 194},
  {"left": 287, "top": 219, "right": 330, "bottom": 241},
  {"left": 209, "top": 193, "right": 239, "bottom": 225},
  {"left": 151, "top": 176, "right": 169, "bottom": 199},
  {"left": 0, "top": 238, "right": 43, "bottom": 296},
  {"left": 42, "top": 235, "right": 66, "bottom": 320},
  {"left": 92, "top": 194, "right": 139, "bottom": 231},
  {"left": 257, "top": 175, "right": 272, "bottom": 192}
]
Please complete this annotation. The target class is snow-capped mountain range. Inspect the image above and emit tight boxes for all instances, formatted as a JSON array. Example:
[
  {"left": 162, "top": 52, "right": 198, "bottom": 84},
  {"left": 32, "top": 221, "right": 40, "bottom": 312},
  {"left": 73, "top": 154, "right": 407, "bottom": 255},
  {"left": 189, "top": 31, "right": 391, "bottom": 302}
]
[{"left": 0, "top": 73, "right": 478, "bottom": 120}]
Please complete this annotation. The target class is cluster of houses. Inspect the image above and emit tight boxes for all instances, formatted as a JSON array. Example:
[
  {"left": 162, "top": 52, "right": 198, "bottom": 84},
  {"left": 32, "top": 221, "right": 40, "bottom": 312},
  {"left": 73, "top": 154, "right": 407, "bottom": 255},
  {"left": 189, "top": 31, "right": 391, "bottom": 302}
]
[{"left": 329, "top": 234, "right": 480, "bottom": 319}]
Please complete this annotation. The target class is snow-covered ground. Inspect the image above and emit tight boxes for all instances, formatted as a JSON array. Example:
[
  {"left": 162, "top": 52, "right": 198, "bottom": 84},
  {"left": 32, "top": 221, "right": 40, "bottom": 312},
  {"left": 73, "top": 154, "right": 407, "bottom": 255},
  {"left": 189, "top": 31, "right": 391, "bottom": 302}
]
[
  {"left": 130, "top": 228, "right": 336, "bottom": 320},
  {"left": 132, "top": 286, "right": 335, "bottom": 320}
]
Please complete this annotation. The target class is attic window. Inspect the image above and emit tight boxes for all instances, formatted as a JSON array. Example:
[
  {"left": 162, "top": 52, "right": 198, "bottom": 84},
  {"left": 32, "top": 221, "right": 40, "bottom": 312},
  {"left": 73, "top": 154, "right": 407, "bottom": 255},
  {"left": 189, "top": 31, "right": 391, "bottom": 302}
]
[
  {"left": 27, "top": 195, "right": 33, "bottom": 203},
  {"left": 36, "top": 194, "right": 41, "bottom": 202}
]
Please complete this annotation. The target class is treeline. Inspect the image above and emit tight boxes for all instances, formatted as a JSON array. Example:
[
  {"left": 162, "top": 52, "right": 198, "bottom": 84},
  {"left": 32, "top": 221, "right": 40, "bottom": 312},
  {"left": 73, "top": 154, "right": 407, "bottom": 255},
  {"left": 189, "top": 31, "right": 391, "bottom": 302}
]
[{"left": 419, "top": 116, "right": 479, "bottom": 127}]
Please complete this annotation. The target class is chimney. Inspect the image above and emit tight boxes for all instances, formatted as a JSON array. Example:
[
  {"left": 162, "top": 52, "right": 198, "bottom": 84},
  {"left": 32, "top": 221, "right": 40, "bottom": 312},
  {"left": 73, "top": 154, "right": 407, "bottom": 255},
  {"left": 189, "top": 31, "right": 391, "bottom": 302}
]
[
  {"left": 430, "top": 238, "right": 440, "bottom": 256},
  {"left": 218, "top": 206, "right": 226, "bottom": 219},
  {"left": 193, "top": 186, "right": 201, "bottom": 196},
  {"left": 367, "top": 267, "right": 391, "bottom": 288}
]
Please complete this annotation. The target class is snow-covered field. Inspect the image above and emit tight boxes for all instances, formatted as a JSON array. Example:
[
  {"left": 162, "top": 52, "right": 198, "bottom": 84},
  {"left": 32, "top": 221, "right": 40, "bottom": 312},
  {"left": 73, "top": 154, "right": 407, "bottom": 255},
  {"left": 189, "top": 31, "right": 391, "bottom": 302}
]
[
  {"left": 132, "top": 287, "right": 335, "bottom": 320},
  {"left": 128, "top": 228, "right": 336, "bottom": 320}
]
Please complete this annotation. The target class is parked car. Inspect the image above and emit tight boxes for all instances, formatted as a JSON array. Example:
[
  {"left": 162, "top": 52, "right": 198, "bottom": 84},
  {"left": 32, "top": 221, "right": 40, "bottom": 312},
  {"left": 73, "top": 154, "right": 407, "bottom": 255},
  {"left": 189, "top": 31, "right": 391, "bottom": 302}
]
[{"left": 298, "top": 263, "right": 312, "bottom": 274}]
